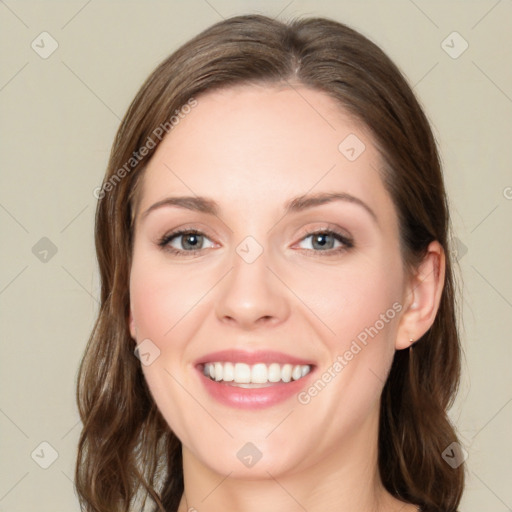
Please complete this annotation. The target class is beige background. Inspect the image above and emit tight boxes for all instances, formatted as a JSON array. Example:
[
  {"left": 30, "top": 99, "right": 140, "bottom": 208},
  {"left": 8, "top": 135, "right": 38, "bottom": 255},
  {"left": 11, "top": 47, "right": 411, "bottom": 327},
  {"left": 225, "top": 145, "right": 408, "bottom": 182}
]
[{"left": 1, "top": 1, "right": 511, "bottom": 511}]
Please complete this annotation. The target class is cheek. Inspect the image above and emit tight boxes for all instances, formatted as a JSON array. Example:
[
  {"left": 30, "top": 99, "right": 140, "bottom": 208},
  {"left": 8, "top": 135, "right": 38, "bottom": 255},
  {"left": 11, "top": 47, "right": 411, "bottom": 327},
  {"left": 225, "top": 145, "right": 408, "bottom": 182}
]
[
  {"left": 294, "top": 256, "right": 403, "bottom": 348},
  {"left": 301, "top": 261, "right": 402, "bottom": 419},
  {"left": 129, "top": 256, "right": 204, "bottom": 443},
  {"left": 129, "top": 255, "right": 207, "bottom": 344},
  {"left": 299, "top": 267, "right": 402, "bottom": 424}
]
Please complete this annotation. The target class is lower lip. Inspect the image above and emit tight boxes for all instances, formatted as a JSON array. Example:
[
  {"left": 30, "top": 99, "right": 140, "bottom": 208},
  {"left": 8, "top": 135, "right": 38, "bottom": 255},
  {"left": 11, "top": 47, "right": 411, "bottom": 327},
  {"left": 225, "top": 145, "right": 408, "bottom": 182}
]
[{"left": 196, "top": 367, "right": 315, "bottom": 409}]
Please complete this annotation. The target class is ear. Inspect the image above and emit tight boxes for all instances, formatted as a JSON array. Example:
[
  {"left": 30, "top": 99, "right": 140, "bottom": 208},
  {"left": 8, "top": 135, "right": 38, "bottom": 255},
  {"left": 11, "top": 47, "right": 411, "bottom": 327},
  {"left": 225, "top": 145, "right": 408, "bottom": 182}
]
[
  {"left": 128, "top": 308, "right": 137, "bottom": 340},
  {"left": 395, "top": 240, "right": 446, "bottom": 350}
]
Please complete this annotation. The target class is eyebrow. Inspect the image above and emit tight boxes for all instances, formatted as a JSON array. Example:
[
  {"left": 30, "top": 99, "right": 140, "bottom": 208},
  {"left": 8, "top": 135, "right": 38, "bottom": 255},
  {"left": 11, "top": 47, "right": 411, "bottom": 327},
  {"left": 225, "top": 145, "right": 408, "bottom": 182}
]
[{"left": 140, "top": 192, "right": 378, "bottom": 225}]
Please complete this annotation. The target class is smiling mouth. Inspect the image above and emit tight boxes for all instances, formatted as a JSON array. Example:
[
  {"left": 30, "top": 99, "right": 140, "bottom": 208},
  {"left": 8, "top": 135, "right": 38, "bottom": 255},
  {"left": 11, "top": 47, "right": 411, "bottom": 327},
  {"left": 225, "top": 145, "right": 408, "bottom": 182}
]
[{"left": 201, "top": 361, "right": 313, "bottom": 387}]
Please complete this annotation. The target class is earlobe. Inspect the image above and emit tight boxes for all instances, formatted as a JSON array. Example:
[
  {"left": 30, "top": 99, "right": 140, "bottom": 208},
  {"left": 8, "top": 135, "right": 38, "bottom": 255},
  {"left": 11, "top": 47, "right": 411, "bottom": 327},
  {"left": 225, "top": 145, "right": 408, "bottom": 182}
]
[
  {"left": 395, "top": 241, "right": 446, "bottom": 350},
  {"left": 128, "top": 309, "right": 137, "bottom": 340}
]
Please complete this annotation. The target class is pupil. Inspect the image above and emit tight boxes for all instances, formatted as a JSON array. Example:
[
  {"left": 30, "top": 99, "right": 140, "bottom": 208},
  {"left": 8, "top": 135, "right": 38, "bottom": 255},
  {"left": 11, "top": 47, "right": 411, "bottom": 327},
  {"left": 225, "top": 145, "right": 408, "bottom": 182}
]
[
  {"left": 184, "top": 234, "right": 201, "bottom": 249},
  {"left": 314, "top": 233, "right": 333, "bottom": 250}
]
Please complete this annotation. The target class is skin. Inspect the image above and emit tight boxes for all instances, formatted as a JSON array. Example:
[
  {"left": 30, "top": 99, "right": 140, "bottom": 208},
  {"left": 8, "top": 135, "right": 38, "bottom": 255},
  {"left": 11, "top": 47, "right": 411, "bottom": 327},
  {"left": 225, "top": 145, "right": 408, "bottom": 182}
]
[{"left": 128, "top": 84, "right": 445, "bottom": 512}]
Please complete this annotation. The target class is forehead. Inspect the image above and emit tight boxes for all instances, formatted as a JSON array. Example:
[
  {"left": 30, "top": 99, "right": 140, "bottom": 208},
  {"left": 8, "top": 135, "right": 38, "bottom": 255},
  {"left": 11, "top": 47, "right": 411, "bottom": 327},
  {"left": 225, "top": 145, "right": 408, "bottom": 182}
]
[
  {"left": 166, "top": 83, "right": 366, "bottom": 164},
  {"left": 134, "top": 84, "right": 397, "bottom": 229}
]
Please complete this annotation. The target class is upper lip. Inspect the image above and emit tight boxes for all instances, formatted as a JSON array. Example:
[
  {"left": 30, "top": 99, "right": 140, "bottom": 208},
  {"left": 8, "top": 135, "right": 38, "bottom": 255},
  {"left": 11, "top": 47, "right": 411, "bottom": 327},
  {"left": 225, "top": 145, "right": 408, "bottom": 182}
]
[{"left": 195, "top": 349, "right": 315, "bottom": 367}]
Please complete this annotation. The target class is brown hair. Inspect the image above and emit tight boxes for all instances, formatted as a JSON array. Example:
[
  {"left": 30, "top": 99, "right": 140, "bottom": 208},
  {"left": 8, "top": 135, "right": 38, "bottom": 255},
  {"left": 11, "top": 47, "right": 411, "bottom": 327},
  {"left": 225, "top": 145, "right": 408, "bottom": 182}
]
[{"left": 75, "top": 14, "right": 465, "bottom": 512}]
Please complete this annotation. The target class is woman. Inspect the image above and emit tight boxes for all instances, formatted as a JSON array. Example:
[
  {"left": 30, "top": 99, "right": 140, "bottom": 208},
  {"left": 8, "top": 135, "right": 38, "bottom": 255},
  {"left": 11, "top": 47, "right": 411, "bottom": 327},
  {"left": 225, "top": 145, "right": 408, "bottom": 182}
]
[{"left": 76, "top": 14, "right": 465, "bottom": 512}]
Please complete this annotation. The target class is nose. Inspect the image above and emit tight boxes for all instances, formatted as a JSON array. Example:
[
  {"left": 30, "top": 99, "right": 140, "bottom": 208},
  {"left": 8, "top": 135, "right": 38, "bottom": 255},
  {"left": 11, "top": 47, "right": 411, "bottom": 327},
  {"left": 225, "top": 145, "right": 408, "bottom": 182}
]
[{"left": 215, "top": 245, "right": 291, "bottom": 330}]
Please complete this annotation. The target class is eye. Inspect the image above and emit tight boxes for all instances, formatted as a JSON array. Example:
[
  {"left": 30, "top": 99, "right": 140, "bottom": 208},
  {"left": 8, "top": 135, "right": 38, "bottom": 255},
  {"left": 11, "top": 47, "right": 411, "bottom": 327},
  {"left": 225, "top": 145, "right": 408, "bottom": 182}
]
[
  {"left": 158, "top": 229, "right": 215, "bottom": 255},
  {"left": 296, "top": 229, "right": 353, "bottom": 254},
  {"left": 157, "top": 227, "right": 353, "bottom": 257}
]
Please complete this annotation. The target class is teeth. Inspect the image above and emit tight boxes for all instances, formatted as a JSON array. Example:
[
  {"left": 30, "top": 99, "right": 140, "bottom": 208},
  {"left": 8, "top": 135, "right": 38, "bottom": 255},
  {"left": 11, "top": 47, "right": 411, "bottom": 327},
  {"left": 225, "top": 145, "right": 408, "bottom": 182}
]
[
  {"left": 202, "top": 362, "right": 312, "bottom": 384},
  {"left": 234, "top": 362, "right": 251, "bottom": 383},
  {"left": 268, "top": 363, "right": 281, "bottom": 382},
  {"left": 251, "top": 363, "right": 267, "bottom": 384},
  {"left": 292, "top": 365, "right": 302, "bottom": 381},
  {"left": 223, "top": 362, "right": 234, "bottom": 382},
  {"left": 282, "top": 364, "right": 292, "bottom": 383},
  {"left": 214, "top": 362, "right": 223, "bottom": 382}
]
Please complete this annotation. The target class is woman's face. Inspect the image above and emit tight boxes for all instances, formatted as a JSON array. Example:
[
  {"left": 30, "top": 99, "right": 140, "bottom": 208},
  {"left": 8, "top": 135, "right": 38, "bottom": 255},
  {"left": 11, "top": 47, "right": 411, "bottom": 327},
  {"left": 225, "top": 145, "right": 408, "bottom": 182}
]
[{"left": 129, "top": 84, "right": 413, "bottom": 478}]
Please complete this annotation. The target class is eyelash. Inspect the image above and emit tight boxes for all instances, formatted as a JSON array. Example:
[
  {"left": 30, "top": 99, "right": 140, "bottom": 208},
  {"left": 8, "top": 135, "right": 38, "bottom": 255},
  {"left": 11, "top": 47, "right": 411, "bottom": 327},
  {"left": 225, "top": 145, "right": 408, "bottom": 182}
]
[{"left": 157, "top": 228, "right": 354, "bottom": 257}]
